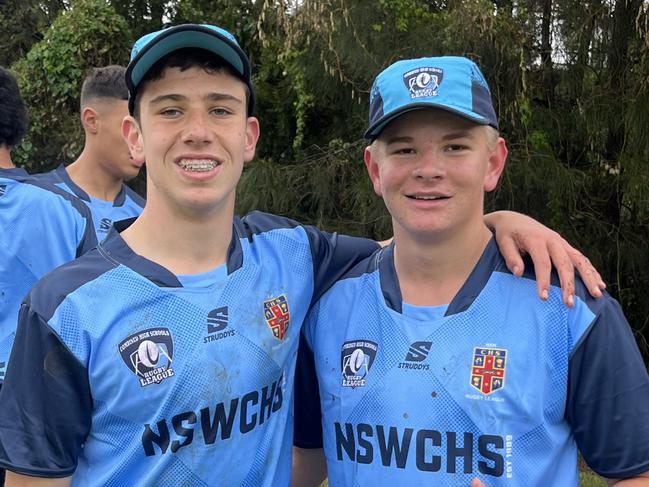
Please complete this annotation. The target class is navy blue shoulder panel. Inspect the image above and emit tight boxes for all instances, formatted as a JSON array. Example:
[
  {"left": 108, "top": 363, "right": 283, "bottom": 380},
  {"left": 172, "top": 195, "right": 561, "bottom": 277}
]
[
  {"left": 121, "top": 184, "right": 146, "bottom": 208},
  {"left": 236, "top": 211, "right": 379, "bottom": 297},
  {"left": 0, "top": 305, "right": 91, "bottom": 477},
  {"left": 27, "top": 177, "right": 93, "bottom": 219},
  {"left": 0, "top": 167, "right": 29, "bottom": 179},
  {"left": 238, "top": 210, "right": 302, "bottom": 237},
  {"left": 50, "top": 164, "right": 91, "bottom": 202},
  {"left": 231, "top": 211, "right": 303, "bottom": 273},
  {"left": 4, "top": 171, "right": 98, "bottom": 256},
  {"left": 304, "top": 228, "right": 379, "bottom": 305},
  {"left": 566, "top": 297, "right": 649, "bottom": 477},
  {"left": 28, "top": 248, "right": 117, "bottom": 322},
  {"left": 31, "top": 165, "right": 62, "bottom": 185}
]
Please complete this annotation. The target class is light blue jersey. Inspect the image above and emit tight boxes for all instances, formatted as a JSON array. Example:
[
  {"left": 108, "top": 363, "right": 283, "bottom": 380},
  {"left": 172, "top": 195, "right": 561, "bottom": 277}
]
[
  {"left": 0, "top": 168, "right": 96, "bottom": 382},
  {"left": 36, "top": 164, "right": 145, "bottom": 238},
  {"left": 0, "top": 212, "right": 377, "bottom": 486},
  {"left": 296, "top": 239, "right": 649, "bottom": 486}
]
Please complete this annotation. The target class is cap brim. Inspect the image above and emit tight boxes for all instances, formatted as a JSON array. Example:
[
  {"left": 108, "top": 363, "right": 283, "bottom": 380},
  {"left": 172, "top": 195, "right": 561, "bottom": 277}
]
[
  {"left": 364, "top": 102, "right": 496, "bottom": 140},
  {"left": 126, "top": 25, "right": 253, "bottom": 115}
]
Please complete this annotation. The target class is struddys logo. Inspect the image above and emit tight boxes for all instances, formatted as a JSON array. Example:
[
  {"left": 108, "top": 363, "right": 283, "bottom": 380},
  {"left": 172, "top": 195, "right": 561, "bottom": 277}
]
[
  {"left": 264, "top": 295, "right": 291, "bottom": 341},
  {"left": 471, "top": 347, "right": 507, "bottom": 395},
  {"left": 403, "top": 67, "right": 443, "bottom": 99},
  {"left": 341, "top": 340, "right": 378, "bottom": 388},
  {"left": 119, "top": 327, "right": 175, "bottom": 387}
]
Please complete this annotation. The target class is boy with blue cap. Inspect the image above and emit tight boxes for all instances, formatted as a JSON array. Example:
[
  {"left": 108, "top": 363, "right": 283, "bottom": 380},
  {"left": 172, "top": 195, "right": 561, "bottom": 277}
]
[
  {"left": 0, "top": 26, "right": 605, "bottom": 486},
  {"left": 293, "top": 57, "right": 649, "bottom": 486}
]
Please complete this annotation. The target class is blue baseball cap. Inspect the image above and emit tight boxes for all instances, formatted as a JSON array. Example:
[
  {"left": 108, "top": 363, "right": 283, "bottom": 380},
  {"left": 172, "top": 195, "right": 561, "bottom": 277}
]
[
  {"left": 365, "top": 56, "right": 498, "bottom": 140},
  {"left": 126, "top": 24, "right": 255, "bottom": 116}
]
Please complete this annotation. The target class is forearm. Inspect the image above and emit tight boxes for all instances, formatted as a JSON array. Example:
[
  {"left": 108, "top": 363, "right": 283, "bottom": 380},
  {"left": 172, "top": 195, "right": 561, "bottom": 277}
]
[
  {"left": 606, "top": 473, "right": 649, "bottom": 486},
  {"left": 292, "top": 447, "right": 327, "bottom": 487},
  {"left": 5, "top": 471, "right": 71, "bottom": 487}
]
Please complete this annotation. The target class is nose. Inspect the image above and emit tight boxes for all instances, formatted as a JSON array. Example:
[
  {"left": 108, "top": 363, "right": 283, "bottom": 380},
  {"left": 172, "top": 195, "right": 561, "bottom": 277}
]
[
  {"left": 412, "top": 148, "right": 444, "bottom": 180},
  {"left": 181, "top": 110, "right": 213, "bottom": 145}
]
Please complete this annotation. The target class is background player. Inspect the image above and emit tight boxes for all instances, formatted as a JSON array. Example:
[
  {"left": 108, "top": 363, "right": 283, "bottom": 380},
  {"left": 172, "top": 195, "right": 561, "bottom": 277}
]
[
  {"left": 0, "top": 27, "right": 605, "bottom": 486},
  {"left": 36, "top": 65, "right": 145, "bottom": 239},
  {"left": 0, "top": 66, "right": 28, "bottom": 170},
  {"left": 0, "top": 67, "right": 97, "bottom": 400},
  {"left": 293, "top": 57, "right": 649, "bottom": 486}
]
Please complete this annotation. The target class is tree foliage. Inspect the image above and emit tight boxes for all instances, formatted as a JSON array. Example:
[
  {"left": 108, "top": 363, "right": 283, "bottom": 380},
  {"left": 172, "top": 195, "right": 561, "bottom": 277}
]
[
  {"left": 0, "top": 0, "right": 66, "bottom": 67},
  {"left": 9, "top": 0, "right": 649, "bottom": 360},
  {"left": 11, "top": 0, "right": 131, "bottom": 170}
]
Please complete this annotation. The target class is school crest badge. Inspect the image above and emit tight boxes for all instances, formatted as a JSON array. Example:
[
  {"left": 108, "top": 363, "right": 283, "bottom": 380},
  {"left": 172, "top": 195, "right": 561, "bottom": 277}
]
[
  {"left": 264, "top": 295, "right": 290, "bottom": 340},
  {"left": 471, "top": 347, "right": 507, "bottom": 395}
]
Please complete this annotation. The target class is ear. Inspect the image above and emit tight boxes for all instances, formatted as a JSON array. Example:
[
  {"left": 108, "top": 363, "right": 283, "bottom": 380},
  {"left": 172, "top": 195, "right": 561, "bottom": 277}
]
[
  {"left": 243, "top": 116, "right": 261, "bottom": 163},
  {"left": 484, "top": 137, "right": 507, "bottom": 192},
  {"left": 122, "top": 115, "right": 145, "bottom": 164},
  {"left": 364, "top": 145, "right": 382, "bottom": 197},
  {"left": 81, "top": 107, "right": 99, "bottom": 134}
]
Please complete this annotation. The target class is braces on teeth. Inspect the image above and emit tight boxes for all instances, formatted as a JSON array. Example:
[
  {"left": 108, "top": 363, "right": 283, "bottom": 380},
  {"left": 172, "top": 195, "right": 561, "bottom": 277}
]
[{"left": 178, "top": 160, "right": 217, "bottom": 172}]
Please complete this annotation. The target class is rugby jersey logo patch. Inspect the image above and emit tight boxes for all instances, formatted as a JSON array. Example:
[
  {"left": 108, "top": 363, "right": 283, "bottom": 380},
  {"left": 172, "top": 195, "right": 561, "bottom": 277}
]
[
  {"left": 471, "top": 347, "right": 507, "bottom": 395},
  {"left": 263, "top": 294, "right": 290, "bottom": 340},
  {"left": 341, "top": 340, "right": 378, "bottom": 388},
  {"left": 118, "top": 327, "right": 175, "bottom": 387}
]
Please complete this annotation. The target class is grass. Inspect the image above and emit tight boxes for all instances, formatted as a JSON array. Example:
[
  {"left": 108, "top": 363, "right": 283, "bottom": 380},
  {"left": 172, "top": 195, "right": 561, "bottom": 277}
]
[{"left": 580, "top": 471, "right": 607, "bottom": 486}]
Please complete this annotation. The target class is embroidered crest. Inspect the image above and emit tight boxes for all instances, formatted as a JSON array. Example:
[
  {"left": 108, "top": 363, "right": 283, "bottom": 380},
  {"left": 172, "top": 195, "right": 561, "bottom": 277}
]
[
  {"left": 471, "top": 347, "right": 507, "bottom": 395},
  {"left": 264, "top": 295, "right": 290, "bottom": 340}
]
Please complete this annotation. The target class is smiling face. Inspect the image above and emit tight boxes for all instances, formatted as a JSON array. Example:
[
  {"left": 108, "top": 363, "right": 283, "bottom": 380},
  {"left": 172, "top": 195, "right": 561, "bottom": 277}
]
[
  {"left": 123, "top": 65, "right": 259, "bottom": 217},
  {"left": 364, "top": 109, "right": 507, "bottom": 243}
]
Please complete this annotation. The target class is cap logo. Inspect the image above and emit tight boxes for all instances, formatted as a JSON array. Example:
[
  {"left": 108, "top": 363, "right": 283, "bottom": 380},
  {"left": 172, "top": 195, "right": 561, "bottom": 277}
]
[{"left": 403, "top": 67, "right": 444, "bottom": 99}]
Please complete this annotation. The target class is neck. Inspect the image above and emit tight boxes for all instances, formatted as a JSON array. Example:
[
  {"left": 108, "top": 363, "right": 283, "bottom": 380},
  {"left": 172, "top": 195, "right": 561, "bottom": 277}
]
[
  {"left": 120, "top": 193, "right": 236, "bottom": 275},
  {"left": 67, "top": 147, "right": 123, "bottom": 201},
  {"left": 0, "top": 146, "right": 14, "bottom": 168},
  {"left": 393, "top": 220, "right": 492, "bottom": 306}
]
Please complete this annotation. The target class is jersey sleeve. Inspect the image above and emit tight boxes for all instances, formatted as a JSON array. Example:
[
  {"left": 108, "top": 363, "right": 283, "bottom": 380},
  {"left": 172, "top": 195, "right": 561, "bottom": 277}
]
[
  {"left": 293, "top": 304, "right": 324, "bottom": 449},
  {"left": 0, "top": 302, "right": 92, "bottom": 477},
  {"left": 566, "top": 296, "right": 649, "bottom": 478},
  {"left": 303, "top": 226, "right": 379, "bottom": 305}
]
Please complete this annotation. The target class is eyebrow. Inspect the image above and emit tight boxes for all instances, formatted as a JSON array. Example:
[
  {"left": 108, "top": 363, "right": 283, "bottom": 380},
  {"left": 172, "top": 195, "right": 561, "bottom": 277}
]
[
  {"left": 148, "top": 92, "right": 243, "bottom": 105},
  {"left": 383, "top": 135, "right": 414, "bottom": 145},
  {"left": 440, "top": 130, "right": 476, "bottom": 141}
]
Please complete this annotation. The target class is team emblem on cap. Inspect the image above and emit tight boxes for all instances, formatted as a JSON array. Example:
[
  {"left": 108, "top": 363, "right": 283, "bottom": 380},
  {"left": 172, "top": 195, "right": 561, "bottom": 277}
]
[
  {"left": 118, "top": 327, "right": 175, "bottom": 387},
  {"left": 341, "top": 340, "right": 378, "bottom": 388},
  {"left": 264, "top": 294, "right": 290, "bottom": 340},
  {"left": 470, "top": 347, "right": 507, "bottom": 395},
  {"left": 403, "top": 67, "right": 444, "bottom": 99}
]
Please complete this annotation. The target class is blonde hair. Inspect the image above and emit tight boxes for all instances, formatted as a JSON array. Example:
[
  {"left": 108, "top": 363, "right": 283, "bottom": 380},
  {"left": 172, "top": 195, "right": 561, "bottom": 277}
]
[{"left": 484, "top": 126, "right": 500, "bottom": 151}]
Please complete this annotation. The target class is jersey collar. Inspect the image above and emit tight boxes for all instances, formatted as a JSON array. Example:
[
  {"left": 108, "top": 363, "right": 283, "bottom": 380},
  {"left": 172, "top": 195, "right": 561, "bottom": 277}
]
[
  {"left": 378, "top": 236, "right": 502, "bottom": 316},
  {"left": 55, "top": 164, "right": 129, "bottom": 207},
  {"left": 99, "top": 217, "right": 246, "bottom": 287}
]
